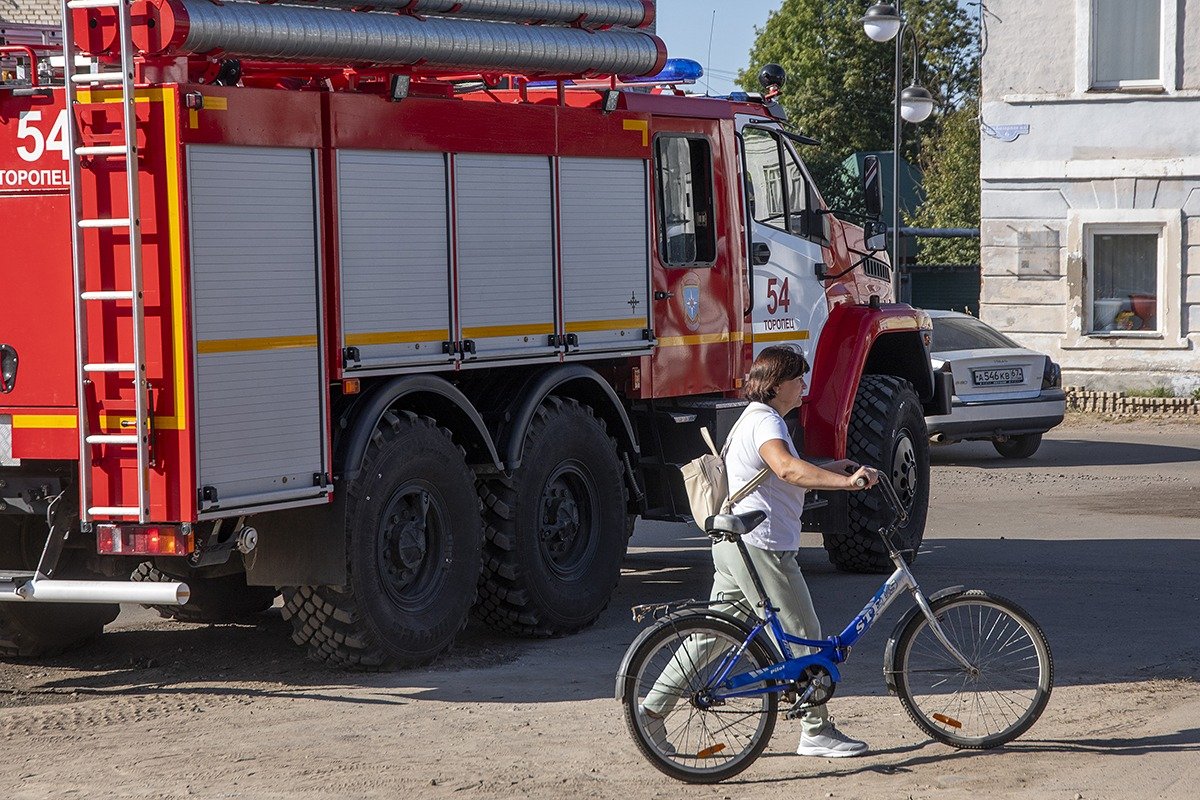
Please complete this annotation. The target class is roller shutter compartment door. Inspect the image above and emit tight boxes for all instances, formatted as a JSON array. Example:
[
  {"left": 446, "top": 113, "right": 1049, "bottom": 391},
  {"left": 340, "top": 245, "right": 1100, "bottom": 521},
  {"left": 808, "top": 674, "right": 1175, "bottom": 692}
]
[
  {"left": 187, "top": 146, "right": 327, "bottom": 511},
  {"left": 338, "top": 151, "right": 452, "bottom": 369},
  {"left": 454, "top": 154, "right": 557, "bottom": 359},
  {"left": 559, "top": 157, "right": 652, "bottom": 352}
]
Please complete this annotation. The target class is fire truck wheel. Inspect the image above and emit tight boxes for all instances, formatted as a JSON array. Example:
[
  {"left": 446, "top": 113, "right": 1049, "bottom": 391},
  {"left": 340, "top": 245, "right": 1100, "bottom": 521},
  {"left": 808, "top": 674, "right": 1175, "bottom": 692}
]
[
  {"left": 476, "top": 397, "right": 629, "bottom": 637},
  {"left": 824, "top": 375, "right": 931, "bottom": 574},
  {"left": 131, "top": 562, "right": 278, "bottom": 623},
  {"left": 282, "top": 412, "right": 482, "bottom": 669},
  {"left": 0, "top": 516, "right": 120, "bottom": 658}
]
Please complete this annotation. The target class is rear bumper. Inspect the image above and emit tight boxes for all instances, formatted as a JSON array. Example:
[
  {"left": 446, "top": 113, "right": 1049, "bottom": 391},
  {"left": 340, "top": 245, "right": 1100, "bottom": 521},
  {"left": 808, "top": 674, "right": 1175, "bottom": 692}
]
[{"left": 926, "top": 389, "right": 1066, "bottom": 440}]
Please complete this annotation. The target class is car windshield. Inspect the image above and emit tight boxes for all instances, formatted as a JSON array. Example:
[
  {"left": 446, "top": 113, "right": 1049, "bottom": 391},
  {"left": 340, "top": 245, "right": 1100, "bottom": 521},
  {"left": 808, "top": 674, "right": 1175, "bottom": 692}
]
[{"left": 930, "top": 316, "right": 1021, "bottom": 353}]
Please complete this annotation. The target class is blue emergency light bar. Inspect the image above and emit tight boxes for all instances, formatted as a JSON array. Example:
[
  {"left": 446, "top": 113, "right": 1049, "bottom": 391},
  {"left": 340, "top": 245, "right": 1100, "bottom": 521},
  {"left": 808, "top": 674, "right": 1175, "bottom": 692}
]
[{"left": 527, "top": 58, "right": 703, "bottom": 88}]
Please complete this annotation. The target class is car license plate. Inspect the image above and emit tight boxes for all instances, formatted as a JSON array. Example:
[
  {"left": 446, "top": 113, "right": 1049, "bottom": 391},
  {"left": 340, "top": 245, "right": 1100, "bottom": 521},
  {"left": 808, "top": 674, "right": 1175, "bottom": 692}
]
[{"left": 971, "top": 367, "right": 1024, "bottom": 387}]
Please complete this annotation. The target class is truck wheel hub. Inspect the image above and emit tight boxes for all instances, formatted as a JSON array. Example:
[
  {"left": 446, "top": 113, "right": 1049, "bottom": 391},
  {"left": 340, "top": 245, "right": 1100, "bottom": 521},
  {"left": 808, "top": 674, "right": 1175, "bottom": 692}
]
[
  {"left": 538, "top": 465, "right": 597, "bottom": 577},
  {"left": 379, "top": 486, "right": 447, "bottom": 606},
  {"left": 891, "top": 432, "right": 918, "bottom": 511}
]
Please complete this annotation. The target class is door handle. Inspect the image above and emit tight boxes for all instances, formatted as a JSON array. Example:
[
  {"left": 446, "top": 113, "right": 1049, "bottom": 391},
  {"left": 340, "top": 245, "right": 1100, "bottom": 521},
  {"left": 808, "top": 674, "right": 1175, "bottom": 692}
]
[
  {"left": 752, "top": 242, "right": 772, "bottom": 266},
  {"left": 654, "top": 290, "right": 674, "bottom": 301}
]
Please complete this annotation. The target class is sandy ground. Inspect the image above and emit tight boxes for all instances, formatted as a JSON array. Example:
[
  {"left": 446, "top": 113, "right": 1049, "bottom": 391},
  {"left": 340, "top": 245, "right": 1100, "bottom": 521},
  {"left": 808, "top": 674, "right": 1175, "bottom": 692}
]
[{"left": 2, "top": 415, "right": 1199, "bottom": 799}]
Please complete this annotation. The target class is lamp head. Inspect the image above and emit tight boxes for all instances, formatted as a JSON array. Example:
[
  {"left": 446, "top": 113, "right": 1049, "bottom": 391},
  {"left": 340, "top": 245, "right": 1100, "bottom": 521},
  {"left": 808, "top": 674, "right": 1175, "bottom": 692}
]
[
  {"left": 861, "top": 3, "right": 902, "bottom": 42},
  {"left": 899, "top": 84, "right": 935, "bottom": 123}
]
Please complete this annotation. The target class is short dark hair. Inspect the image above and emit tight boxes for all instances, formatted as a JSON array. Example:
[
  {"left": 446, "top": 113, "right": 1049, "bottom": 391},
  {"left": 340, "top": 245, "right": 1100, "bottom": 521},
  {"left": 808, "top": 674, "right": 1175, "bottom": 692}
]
[{"left": 744, "top": 346, "right": 810, "bottom": 404}]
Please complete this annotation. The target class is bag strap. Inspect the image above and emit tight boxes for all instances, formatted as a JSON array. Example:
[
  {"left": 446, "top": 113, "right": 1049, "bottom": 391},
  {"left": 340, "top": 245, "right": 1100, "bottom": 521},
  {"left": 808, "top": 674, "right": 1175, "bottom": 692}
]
[
  {"left": 699, "top": 404, "right": 752, "bottom": 459},
  {"left": 723, "top": 466, "right": 772, "bottom": 513}
]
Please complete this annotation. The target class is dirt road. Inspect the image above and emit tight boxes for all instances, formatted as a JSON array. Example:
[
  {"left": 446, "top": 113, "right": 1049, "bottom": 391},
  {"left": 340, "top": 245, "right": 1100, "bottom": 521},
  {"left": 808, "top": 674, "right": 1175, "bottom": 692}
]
[{"left": 2, "top": 416, "right": 1198, "bottom": 799}]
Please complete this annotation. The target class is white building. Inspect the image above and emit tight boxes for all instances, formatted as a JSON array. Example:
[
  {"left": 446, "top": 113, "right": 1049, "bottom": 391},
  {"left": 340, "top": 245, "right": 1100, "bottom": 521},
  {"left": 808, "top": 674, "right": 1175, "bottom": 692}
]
[
  {"left": 981, "top": 0, "right": 1200, "bottom": 392},
  {"left": 1, "top": 0, "right": 58, "bottom": 26}
]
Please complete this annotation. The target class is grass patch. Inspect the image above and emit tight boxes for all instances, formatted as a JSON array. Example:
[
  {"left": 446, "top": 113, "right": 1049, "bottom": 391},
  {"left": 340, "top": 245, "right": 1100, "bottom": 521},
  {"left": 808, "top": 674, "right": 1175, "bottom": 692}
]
[{"left": 1124, "top": 387, "right": 1175, "bottom": 398}]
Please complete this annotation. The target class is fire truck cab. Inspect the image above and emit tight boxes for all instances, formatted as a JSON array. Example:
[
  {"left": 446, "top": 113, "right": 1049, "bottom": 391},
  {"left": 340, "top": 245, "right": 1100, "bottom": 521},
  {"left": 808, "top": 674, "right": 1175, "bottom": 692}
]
[{"left": 0, "top": 1, "right": 949, "bottom": 666}]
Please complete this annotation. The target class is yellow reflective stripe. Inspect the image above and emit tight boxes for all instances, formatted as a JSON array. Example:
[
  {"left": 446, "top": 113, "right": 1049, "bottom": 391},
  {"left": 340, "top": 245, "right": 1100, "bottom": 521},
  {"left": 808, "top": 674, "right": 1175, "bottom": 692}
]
[
  {"left": 565, "top": 318, "right": 644, "bottom": 333},
  {"left": 753, "top": 330, "right": 811, "bottom": 343},
  {"left": 76, "top": 88, "right": 168, "bottom": 104},
  {"left": 197, "top": 335, "right": 319, "bottom": 355},
  {"left": 462, "top": 323, "right": 555, "bottom": 339},
  {"left": 657, "top": 331, "right": 744, "bottom": 347},
  {"left": 163, "top": 87, "right": 187, "bottom": 430},
  {"left": 345, "top": 329, "right": 447, "bottom": 347},
  {"left": 623, "top": 119, "right": 650, "bottom": 147},
  {"left": 11, "top": 415, "right": 76, "bottom": 429}
]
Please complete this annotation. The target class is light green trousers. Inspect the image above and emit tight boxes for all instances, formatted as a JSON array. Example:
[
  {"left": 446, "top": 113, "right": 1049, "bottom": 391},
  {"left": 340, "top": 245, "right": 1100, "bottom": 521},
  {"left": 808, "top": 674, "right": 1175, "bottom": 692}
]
[{"left": 642, "top": 539, "right": 828, "bottom": 736}]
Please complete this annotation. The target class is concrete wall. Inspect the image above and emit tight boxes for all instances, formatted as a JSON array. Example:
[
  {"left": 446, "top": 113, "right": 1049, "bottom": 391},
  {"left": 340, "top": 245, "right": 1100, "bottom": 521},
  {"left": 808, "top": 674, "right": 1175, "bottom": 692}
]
[{"left": 981, "top": 0, "right": 1200, "bottom": 394}]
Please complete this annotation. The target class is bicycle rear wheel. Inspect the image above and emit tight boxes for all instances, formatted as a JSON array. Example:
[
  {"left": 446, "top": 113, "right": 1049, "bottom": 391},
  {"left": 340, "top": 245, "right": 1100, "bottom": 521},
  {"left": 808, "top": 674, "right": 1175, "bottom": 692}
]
[
  {"left": 619, "top": 613, "right": 778, "bottom": 783},
  {"left": 893, "top": 590, "right": 1053, "bottom": 749}
]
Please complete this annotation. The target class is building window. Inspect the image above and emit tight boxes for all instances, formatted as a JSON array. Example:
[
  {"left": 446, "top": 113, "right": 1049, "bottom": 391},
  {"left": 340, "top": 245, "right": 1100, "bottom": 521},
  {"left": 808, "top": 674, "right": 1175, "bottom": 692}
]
[
  {"left": 654, "top": 136, "right": 716, "bottom": 267},
  {"left": 1091, "top": 0, "right": 1162, "bottom": 87},
  {"left": 1088, "top": 229, "right": 1161, "bottom": 334}
]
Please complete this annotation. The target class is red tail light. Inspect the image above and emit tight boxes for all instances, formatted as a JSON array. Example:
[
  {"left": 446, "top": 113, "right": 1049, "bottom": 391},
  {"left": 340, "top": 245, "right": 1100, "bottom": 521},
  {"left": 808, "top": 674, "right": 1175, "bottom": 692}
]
[{"left": 96, "top": 524, "right": 194, "bottom": 556}]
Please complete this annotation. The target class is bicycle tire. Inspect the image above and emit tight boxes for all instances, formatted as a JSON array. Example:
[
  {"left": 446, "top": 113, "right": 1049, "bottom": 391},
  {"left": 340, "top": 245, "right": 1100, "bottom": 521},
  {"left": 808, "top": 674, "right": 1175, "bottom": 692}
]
[
  {"left": 619, "top": 613, "right": 778, "bottom": 783},
  {"left": 892, "top": 590, "right": 1053, "bottom": 749}
]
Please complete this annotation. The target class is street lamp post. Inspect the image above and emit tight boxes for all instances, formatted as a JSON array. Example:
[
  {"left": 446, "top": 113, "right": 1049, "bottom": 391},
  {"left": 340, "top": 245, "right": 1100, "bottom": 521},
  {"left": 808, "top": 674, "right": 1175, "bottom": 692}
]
[{"left": 861, "top": 2, "right": 934, "bottom": 302}]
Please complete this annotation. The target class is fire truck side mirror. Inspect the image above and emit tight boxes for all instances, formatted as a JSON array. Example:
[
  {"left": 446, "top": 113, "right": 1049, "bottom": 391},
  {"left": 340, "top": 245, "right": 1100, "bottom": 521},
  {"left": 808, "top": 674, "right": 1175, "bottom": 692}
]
[
  {"left": 864, "top": 220, "right": 889, "bottom": 253},
  {"left": 862, "top": 154, "right": 884, "bottom": 220}
]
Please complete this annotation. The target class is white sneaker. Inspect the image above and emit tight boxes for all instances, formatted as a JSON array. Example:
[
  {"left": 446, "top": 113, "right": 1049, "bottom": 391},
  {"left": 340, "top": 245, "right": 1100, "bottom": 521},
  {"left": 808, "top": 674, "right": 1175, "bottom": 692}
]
[
  {"left": 639, "top": 706, "right": 677, "bottom": 756},
  {"left": 796, "top": 723, "right": 869, "bottom": 758}
]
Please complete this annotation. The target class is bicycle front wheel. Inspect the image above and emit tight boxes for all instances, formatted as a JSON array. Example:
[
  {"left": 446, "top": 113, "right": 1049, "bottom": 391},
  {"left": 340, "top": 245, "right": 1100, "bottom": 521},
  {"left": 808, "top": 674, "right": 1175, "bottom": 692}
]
[
  {"left": 893, "top": 590, "right": 1053, "bottom": 749},
  {"left": 620, "top": 613, "right": 778, "bottom": 783}
]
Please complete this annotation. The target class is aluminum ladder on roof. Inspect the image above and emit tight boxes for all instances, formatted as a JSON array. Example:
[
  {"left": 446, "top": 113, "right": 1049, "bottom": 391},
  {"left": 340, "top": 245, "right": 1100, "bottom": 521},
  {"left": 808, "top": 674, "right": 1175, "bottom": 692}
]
[{"left": 60, "top": 0, "right": 151, "bottom": 524}]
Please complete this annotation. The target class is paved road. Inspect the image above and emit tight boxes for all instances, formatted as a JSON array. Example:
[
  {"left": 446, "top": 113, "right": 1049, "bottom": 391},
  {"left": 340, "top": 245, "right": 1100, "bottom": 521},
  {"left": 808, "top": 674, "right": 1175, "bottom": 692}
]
[{"left": 1, "top": 417, "right": 1197, "bottom": 799}]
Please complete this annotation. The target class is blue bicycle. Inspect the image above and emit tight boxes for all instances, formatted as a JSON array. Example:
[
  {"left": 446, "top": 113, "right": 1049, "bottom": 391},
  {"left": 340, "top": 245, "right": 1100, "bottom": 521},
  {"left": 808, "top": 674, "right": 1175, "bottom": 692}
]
[{"left": 617, "top": 476, "right": 1053, "bottom": 783}]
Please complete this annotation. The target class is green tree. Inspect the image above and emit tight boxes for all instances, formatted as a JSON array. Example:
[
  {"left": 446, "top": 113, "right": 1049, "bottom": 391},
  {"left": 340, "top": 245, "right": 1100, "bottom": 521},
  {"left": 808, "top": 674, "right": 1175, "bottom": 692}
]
[
  {"left": 739, "top": 0, "right": 978, "bottom": 218},
  {"left": 911, "top": 100, "right": 980, "bottom": 264}
]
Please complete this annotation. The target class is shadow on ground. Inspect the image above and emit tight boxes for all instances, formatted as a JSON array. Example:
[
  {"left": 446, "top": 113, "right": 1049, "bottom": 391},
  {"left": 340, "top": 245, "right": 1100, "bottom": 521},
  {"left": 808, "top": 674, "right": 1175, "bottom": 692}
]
[
  {"left": 932, "top": 437, "right": 1200, "bottom": 469},
  {"left": 3, "top": 532, "right": 1197, "bottom": 708}
]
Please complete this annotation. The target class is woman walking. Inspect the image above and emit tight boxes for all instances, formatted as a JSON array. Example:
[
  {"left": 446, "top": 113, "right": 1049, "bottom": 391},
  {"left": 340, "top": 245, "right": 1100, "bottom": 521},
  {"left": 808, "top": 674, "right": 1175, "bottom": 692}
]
[{"left": 642, "top": 346, "right": 879, "bottom": 758}]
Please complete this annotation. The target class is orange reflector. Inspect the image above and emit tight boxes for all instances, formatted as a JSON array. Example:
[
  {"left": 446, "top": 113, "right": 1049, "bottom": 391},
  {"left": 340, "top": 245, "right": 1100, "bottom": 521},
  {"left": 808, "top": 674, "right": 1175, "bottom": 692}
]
[
  {"left": 932, "top": 713, "right": 963, "bottom": 729},
  {"left": 96, "top": 524, "right": 194, "bottom": 556},
  {"left": 696, "top": 743, "right": 727, "bottom": 759},
  {"left": 343, "top": 378, "right": 362, "bottom": 395}
]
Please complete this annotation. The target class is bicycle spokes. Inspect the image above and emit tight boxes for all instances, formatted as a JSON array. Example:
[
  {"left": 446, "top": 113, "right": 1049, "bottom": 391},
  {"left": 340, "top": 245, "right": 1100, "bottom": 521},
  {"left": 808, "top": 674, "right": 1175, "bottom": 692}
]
[
  {"left": 622, "top": 615, "right": 778, "bottom": 782},
  {"left": 893, "top": 593, "right": 1053, "bottom": 749}
]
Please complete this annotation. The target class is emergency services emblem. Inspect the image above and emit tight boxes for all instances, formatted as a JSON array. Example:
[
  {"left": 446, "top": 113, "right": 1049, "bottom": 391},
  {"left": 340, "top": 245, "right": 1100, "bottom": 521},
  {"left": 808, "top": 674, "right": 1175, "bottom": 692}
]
[{"left": 682, "top": 278, "right": 701, "bottom": 331}]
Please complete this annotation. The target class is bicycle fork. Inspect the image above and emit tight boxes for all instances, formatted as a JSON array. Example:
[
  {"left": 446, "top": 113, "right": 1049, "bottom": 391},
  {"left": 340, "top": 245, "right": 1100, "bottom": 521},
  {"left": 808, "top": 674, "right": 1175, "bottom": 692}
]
[{"left": 897, "top": 558, "right": 976, "bottom": 674}]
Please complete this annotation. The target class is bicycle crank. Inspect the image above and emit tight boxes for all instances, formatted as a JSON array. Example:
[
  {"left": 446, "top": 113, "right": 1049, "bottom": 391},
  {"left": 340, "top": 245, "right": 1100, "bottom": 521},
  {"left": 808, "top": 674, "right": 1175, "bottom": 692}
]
[{"left": 785, "top": 666, "right": 836, "bottom": 719}]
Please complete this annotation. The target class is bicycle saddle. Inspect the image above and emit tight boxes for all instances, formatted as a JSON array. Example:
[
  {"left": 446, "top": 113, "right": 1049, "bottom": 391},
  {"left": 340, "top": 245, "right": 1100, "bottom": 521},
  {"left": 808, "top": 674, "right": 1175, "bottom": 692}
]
[{"left": 704, "top": 510, "right": 767, "bottom": 539}]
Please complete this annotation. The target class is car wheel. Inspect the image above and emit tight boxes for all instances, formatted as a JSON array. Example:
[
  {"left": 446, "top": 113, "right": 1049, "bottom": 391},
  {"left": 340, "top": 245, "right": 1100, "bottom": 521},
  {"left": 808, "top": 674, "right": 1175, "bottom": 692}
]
[{"left": 993, "top": 433, "right": 1042, "bottom": 459}]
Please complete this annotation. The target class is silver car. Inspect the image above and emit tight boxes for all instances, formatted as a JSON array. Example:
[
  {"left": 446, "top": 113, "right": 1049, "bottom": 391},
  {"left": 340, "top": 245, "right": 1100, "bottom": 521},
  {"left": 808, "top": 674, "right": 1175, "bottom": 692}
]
[{"left": 924, "top": 310, "right": 1066, "bottom": 458}]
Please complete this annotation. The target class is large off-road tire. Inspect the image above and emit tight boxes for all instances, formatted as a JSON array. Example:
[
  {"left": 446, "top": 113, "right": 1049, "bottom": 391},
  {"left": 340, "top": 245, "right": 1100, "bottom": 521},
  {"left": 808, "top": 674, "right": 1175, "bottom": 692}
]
[
  {"left": 476, "top": 397, "right": 629, "bottom": 637},
  {"left": 281, "top": 412, "right": 483, "bottom": 669},
  {"left": 823, "top": 375, "right": 930, "bottom": 574},
  {"left": 0, "top": 516, "right": 119, "bottom": 658},
  {"left": 131, "top": 562, "right": 278, "bottom": 623},
  {"left": 993, "top": 433, "right": 1042, "bottom": 459}
]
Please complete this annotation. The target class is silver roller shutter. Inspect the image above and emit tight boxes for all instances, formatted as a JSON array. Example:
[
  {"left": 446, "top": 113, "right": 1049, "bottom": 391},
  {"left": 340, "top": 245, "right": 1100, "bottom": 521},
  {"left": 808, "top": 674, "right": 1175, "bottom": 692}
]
[
  {"left": 559, "top": 157, "right": 652, "bottom": 352},
  {"left": 338, "top": 150, "right": 452, "bottom": 369},
  {"left": 454, "top": 154, "right": 557, "bottom": 359},
  {"left": 187, "top": 145, "right": 328, "bottom": 511}
]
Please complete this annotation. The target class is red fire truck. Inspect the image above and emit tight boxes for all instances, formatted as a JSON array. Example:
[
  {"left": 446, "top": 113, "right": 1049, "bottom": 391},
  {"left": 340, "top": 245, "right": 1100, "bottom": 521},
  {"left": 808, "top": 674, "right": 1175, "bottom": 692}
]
[{"left": 0, "top": 0, "right": 948, "bottom": 667}]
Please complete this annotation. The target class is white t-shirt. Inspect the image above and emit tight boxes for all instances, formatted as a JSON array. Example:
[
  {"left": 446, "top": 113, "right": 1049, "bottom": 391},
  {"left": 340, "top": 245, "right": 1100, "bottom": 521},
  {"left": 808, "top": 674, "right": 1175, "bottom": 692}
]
[{"left": 726, "top": 402, "right": 805, "bottom": 551}]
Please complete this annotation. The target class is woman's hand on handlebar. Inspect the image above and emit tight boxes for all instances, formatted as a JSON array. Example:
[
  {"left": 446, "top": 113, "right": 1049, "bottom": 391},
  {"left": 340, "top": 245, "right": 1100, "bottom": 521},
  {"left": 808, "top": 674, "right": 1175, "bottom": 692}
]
[{"left": 846, "top": 465, "right": 880, "bottom": 490}]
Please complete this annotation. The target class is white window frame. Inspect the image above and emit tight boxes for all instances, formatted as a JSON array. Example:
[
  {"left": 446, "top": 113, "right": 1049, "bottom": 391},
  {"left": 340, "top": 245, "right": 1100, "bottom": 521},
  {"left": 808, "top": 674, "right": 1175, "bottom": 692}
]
[
  {"left": 1063, "top": 208, "right": 1186, "bottom": 350},
  {"left": 1075, "top": 0, "right": 1179, "bottom": 93},
  {"left": 1085, "top": 224, "right": 1164, "bottom": 336}
]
